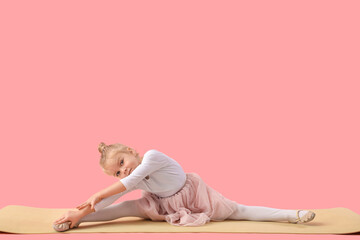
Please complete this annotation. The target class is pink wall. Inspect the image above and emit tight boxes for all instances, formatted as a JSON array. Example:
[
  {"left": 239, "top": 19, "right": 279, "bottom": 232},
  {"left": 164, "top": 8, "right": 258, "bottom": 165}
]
[{"left": 0, "top": 1, "right": 359, "bottom": 240}]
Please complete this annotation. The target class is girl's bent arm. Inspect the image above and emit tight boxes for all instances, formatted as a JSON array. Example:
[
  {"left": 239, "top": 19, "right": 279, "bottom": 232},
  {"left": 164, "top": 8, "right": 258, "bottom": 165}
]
[{"left": 99, "top": 181, "right": 127, "bottom": 199}]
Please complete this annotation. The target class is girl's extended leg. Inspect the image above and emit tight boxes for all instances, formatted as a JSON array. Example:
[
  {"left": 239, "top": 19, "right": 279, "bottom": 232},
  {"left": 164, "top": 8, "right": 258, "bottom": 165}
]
[
  {"left": 227, "top": 203, "right": 300, "bottom": 222},
  {"left": 77, "top": 200, "right": 148, "bottom": 225}
]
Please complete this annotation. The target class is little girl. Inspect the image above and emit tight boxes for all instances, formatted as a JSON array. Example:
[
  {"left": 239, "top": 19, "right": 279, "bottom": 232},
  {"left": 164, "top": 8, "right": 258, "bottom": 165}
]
[{"left": 53, "top": 142, "right": 315, "bottom": 231}]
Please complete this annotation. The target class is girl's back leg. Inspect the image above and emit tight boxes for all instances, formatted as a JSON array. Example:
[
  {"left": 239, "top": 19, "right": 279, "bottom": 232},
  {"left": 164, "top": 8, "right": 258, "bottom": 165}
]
[{"left": 227, "top": 203, "right": 301, "bottom": 223}]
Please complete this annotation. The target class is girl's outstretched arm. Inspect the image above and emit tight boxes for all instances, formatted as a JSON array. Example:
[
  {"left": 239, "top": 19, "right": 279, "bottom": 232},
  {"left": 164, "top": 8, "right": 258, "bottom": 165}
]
[
  {"left": 77, "top": 181, "right": 127, "bottom": 210},
  {"left": 98, "top": 181, "right": 127, "bottom": 199}
]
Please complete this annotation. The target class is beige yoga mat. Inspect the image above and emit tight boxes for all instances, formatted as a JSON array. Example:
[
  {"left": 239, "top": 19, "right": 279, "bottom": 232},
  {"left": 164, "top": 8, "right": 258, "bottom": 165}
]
[{"left": 0, "top": 205, "right": 360, "bottom": 234}]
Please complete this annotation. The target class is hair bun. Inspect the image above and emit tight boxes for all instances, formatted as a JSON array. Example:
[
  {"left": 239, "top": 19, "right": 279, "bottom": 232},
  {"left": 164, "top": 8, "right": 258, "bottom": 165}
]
[{"left": 98, "top": 142, "right": 107, "bottom": 153}]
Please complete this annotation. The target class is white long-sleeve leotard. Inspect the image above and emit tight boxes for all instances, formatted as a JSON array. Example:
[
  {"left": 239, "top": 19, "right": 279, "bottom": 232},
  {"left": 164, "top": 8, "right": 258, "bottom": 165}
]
[{"left": 94, "top": 149, "right": 187, "bottom": 211}]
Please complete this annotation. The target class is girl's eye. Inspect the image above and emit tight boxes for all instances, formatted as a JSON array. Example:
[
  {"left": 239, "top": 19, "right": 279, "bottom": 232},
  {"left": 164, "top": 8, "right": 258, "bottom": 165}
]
[
  {"left": 116, "top": 171, "right": 120, "bottom": 177},
  {"left": 120, "top": 159, "right": 124, "bottom": 166}
]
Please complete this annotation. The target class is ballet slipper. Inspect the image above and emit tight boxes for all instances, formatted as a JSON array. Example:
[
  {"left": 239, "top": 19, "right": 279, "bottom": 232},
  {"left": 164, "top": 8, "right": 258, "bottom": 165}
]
[
  {"left": 289, "top": 210, "right": 316, "bottom": 224},
  {"left": 53, "top": 221, "right": 80, "bottom": 232}
]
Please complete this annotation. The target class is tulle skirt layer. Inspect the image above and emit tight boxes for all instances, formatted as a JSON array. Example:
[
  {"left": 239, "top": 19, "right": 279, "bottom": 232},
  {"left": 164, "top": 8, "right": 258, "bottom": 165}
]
[{"left": 135, "top": 172, "right": 238, "bottom": 226}]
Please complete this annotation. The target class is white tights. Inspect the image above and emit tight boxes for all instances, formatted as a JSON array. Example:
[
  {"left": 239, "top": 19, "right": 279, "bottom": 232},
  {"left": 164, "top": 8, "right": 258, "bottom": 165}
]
[
  {"left": 78, "top": 200, "right": 148, "bottom": 224},
  {"left": 227, "top": 204, "right": 297, "bottom": 222},
  {"left": 77, "top": 200, "right": 297, "bottom": 225}
]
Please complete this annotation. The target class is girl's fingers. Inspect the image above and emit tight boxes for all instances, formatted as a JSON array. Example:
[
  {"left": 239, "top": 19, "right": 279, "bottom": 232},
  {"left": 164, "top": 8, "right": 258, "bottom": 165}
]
[
  {"left": 76, "top": 204, "right": 84, "bottom": 209},
  {"left": 54, "top": 217, "right": 65, "bottom": 224},
  {"left": 77, "top": 203, "right": 89, "bottom": 209},
  {"left": 78, "top": 202, "right": 89, "bottom": 208}
]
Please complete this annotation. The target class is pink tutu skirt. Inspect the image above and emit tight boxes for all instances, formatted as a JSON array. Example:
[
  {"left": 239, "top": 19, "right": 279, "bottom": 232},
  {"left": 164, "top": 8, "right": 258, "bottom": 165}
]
[{"left": 135, "top": 172, "right": 238, "bottom": 226}]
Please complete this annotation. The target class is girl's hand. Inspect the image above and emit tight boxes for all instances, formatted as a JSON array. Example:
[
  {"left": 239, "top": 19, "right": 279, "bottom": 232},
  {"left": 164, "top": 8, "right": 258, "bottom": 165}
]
[
  {"left": 76, "top": 193, "right": 103, "bottom": 211},
  {"left": 53, "top": 210, "right": 82, "bottom": 229}
]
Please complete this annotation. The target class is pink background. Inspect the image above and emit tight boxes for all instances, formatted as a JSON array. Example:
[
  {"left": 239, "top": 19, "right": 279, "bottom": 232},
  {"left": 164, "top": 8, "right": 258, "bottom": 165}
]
[{"left": 0, "top": 0, "right": 359, "bottom": 239}]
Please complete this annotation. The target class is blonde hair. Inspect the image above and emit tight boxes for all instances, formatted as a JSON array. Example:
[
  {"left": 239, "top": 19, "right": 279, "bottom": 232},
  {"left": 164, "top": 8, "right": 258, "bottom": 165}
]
[{"left": 98, "top": 142, "right": 140, "bottom": 169}]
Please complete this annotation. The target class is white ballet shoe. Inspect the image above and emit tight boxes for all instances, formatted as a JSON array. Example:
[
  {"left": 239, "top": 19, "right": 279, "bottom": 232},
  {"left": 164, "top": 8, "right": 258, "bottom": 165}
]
[{"left": 289, "top": 210, "right": 316, "bottom": 224}]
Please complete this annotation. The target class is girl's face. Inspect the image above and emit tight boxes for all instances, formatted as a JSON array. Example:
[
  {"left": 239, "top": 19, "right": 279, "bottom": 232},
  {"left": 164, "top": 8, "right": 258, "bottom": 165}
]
[{"left": 103, "top": 152, "right": 142, "bottom": 179}]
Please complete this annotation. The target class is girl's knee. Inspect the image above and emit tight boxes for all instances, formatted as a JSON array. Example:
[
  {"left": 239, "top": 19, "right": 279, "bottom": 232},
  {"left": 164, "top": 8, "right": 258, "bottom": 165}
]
[{"left": 127, "top": 199, "right": 149, "bottom": 219}]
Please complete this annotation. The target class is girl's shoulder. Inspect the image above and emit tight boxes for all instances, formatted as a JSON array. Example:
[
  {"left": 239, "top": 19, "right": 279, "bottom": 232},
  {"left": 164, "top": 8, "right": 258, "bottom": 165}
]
[
  {"left": 143, "top": 149, "right": 171, "bottom": 163},
  {"left": 144, "top": 149, "right": 160, "bottom": 156}
]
